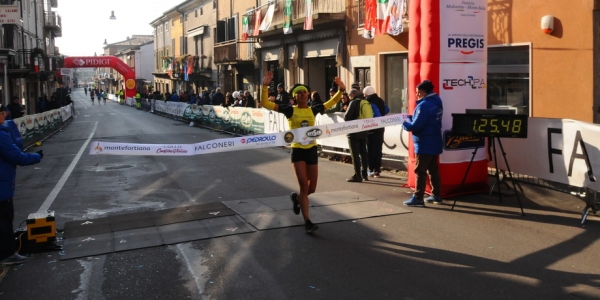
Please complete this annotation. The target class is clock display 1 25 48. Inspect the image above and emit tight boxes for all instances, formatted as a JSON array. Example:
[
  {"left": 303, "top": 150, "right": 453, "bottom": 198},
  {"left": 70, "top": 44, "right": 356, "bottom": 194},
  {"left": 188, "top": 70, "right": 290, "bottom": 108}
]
[{"left": 451, "top": 114, "right": 528, "bottom": 138}]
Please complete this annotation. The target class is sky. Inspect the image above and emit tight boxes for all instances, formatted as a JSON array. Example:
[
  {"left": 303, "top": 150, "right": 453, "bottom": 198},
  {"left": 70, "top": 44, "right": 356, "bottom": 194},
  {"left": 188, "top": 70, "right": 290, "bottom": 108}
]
[{"left": 56, "top": 0, "right": 180, "bottom": 56}]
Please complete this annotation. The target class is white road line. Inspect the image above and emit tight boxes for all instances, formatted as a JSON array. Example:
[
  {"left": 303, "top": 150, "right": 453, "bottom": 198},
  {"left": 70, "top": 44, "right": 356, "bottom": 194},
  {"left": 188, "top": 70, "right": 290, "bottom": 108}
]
[
  {"left": 84, "top": 115, "right": 90, "bottom": 117},
  {"left": 37, "top": 121, "right": 98, "bottom": 213}
]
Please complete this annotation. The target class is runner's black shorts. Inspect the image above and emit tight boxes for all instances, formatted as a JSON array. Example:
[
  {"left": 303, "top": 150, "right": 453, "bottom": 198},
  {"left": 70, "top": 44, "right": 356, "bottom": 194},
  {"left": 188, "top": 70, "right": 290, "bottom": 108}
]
[{"left": 290, "top": 146, "right": 318, "bottom": 165}]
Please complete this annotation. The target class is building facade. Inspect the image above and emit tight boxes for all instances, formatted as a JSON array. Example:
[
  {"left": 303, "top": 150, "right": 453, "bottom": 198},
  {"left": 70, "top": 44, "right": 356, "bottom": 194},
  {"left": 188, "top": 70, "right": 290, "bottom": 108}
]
[
  {"left": 0, "top": 0, "right": 61, "bottom": 113},
  {"left": 144, "top": 0, "right": 600, "bottom": 124}
]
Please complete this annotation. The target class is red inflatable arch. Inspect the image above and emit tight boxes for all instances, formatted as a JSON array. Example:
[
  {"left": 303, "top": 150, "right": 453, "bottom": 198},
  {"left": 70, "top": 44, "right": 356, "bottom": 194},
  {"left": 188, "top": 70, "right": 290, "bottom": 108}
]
[{"left": 64, "top": 56, "right": 136, "bottom": 98}]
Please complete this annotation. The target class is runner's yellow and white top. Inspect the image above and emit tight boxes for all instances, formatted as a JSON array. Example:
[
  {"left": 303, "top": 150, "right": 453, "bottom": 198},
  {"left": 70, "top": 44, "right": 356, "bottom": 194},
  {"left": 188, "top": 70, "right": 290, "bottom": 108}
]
[{"left": 260, "top": 85, "right": 342, "bottom": 149}]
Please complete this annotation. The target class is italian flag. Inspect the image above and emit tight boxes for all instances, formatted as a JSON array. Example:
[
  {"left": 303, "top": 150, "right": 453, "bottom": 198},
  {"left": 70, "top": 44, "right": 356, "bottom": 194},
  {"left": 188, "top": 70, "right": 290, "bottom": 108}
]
[
  {"left": 242, "top": 16, "right": 249, "bottom": 41},
  {"left": 362, "top": 0, "right": 376, "bottom": 39},
  {"left": 376, "top": 0, "right": 390, "bottom": 35}
]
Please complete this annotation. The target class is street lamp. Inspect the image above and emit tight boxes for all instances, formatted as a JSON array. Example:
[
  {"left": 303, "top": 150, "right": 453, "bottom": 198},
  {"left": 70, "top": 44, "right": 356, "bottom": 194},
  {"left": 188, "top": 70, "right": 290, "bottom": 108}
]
[
  {"left": 103, "top": 39, "right": 108, "bottom": 46},
  {"left": 109, "top": 11, "right": 116, "bottom": 20}
]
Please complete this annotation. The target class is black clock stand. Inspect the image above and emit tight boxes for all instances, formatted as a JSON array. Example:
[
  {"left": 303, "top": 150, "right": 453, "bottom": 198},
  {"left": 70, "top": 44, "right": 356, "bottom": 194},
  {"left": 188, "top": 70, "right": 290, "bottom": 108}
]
[{"left": 451, "top": 136, "right": 525, "bottom": 216}]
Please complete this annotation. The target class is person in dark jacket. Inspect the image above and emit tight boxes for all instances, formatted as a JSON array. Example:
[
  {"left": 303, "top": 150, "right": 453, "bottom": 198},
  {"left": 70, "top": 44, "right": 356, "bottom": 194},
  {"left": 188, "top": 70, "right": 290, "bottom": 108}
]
[
  {"left": 363, "top": 86, "right": 390, "bottom": 178},
  {"left": 402, "top": 80, "right": 444, "bottom": 207},
  {"left": 344, "top": 89, "right": 370, "bottom": 182},
  {"left": 0, "top": 104, "right": 43, "bottom": 265},
  {"left": 7, "top": 97, "right": 24, "bottom": 119},
  {"left": 244, "top": 91, "right": 256, "bottom": 108},
  {"left": 275, "top": 83, "right": 290, "bottom": 106},
  {"left": 211, "top": 88, "right": 225, "bottom": 105}
]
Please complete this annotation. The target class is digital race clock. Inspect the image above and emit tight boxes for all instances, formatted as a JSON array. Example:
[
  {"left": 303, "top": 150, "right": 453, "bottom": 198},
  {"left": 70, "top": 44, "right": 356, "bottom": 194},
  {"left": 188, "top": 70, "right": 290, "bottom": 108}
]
[{"left": 451, "top": 112, "right": 528, "bottom": 138}]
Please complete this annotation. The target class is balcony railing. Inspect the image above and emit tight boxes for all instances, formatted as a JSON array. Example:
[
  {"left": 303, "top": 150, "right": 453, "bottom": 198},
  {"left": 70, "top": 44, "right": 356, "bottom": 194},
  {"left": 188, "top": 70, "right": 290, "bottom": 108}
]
[
  {"left": 244, "top": 0, "right": 345, "bottom": 34},
  {"left": 45, "top": 12, "right": 62, "bottom": 37}
]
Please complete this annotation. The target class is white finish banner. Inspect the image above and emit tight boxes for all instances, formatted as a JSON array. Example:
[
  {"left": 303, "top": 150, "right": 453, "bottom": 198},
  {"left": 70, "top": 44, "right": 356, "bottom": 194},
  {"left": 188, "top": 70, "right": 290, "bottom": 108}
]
[
  {"left": 440, "top": 0, "right": 487, "bottom": 63},
  {"left": 316, "top": 113, "right": 410, "bottom": 158},
  {"left": 492, "top": 118, "right": 600, "bottom": 191},
  {"left": 90, "top": 114, "right": 408, "bottom": 156},
  {"left": 439, "top": 63, "right": 487, "bottom": 163}
]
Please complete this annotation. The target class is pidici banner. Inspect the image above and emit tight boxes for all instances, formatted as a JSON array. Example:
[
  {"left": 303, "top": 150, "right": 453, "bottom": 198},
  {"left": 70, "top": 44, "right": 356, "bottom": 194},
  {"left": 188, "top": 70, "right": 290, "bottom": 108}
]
[{"left": 89, "top": 114, "right": 407, "bottom": 156}]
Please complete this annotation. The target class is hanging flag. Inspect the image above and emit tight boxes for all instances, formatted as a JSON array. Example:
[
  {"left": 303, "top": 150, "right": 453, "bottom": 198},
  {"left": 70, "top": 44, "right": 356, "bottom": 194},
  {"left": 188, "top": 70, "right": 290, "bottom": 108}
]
[
  {"left": 242, "top": 16, "right": 249, "bottom": 41},
  {"left": 187, "top": 56, "right": 194, "bottom": 74},
  {"left": 304, "top": 0, "right": 313, "bottom": 30},
  {"left": 259, "top": 4, "right": 275, "bottom": 31},
  {"left": 183, "top": 62, "right": 188, "bottom": 81},
  {"left": 362, "top": 0, "right": 376, "bottom": 39},
  {"left": 167, "top": 58, "right": 173, "bottom": 77},
  {"left": 376, "top": 0, "right": 390, "bottom": 35},
  {"left": 34, "top": 56, "right": 40, "bottom": 73},
  {"left": 283, "top": 0, "right": 293, "bottom": 34},
  {"left": 253, "top": 9, "right": 262, "bottom": 36},
  {"left": 387, "top": 0, "right": 405, "bottom": 36}
]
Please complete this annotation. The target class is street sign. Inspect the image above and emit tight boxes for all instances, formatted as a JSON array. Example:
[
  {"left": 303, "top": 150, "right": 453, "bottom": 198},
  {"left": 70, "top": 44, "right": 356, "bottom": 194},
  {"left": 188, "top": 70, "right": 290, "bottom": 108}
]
[{"left": 0, "top": 5, "right": 21, "bottom": 25}]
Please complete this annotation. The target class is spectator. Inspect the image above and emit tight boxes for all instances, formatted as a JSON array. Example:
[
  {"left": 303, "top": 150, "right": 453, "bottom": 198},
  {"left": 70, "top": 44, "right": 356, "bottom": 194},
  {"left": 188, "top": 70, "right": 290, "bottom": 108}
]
[
  {"left": 198, "top": 91, "right": 211, "bottom": 105},
  {"left": 212, "top": 88, "right": 225, "bottom": 105},
  {"left": 189, "top": 93, "right": 198, "bottom": 104},
  {"left": 268, "top": 92, "right": 277, "bottom": 102},
  {"left": 7, "top": 97, "right": 24, "bottom": 119},
  {"left": 170, "top": 91, "right": 179, "bottom": 102},
  {"left": 364, "top": 86, "right": 390, "bottom": 178},
  {"left": 232, "top": 91, "right": 243, "bottom": 106},
  {"left": 244, "top": 91, "right": 256, "bottom": 108},
  {"left": 223, "top": 92, "right": 234, "bottom": 107},
  {"left": 402, "top": 79, "right": 444, "bottom": 206},
  {"left": 340, "top": 93, "right": 350, "bottom": 112},
  {"left": 275, "top": 83, "right": 290, "bottom": 106},
  {"left": 0, "top": 103, "right": 43, "bottom": 265},
  {"left": 344, "top": 89, "right": 370, "bottom": 182},
  {"left": 38, "top": 96, "right": 47, "bottom": 112},
  {"left": 309, "top": 91, "right": 323, "bottom": 107}
]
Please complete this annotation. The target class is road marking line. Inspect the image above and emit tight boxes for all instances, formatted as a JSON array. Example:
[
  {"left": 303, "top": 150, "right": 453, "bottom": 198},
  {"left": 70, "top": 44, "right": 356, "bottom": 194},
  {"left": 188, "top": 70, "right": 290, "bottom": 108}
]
[{"left": 37, "top": 121, "right": 98, "bottom": 213}]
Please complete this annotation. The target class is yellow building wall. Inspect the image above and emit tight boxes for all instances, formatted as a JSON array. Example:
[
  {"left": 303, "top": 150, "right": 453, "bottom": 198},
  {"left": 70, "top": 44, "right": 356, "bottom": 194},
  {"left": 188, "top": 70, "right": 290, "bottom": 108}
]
[
  {"left": 171, "top": 16, "right": 184, "bottom": 56},
  {"left": 489, "top": 1, "right": 594, "bottom": 121}
]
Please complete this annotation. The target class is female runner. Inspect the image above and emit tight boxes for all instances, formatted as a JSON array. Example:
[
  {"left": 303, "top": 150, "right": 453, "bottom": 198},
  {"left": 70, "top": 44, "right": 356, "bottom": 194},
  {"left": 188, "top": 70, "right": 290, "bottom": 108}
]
[{"left": 260, "top": 71, "right": 345, "bottom": 233}]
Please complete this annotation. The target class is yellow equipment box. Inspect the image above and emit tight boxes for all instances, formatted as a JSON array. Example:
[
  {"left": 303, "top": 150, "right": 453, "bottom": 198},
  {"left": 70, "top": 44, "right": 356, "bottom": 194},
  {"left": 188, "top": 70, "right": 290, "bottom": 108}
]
[{"left": 26, "top": 211, "right": 56, "bottom": 243}]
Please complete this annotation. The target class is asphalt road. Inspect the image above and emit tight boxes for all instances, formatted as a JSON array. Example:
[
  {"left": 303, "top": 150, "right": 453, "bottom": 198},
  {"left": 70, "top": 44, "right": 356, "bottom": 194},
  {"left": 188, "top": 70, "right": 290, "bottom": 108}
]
[{"left": 0, "top": 88, "right": 599, "bottom": 300}]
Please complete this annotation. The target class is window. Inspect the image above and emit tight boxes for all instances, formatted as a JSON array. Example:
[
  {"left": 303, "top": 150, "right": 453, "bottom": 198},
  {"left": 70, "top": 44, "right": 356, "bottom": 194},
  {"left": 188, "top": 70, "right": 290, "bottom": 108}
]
[
  {"left": 487, "top": 45, "right": 530, "bottom": 115},
  {"left": 195, "top": 9, "right": 198, "bottom": 17},
  {"left": 184, "top": 14, "right": 188, "bottom": 22},
  {"left": 165, "top": 22, "right": 169, "bottom": 31},
  {"left": 357, "top": 0, "right": 365, "bottom": 27},
  {"left": 383, "top": 54, "right": 408, "bottom": 113},
  {"left": 354, "top": 67, "right": 371, "bottom": 91},
  {"left": 200, "top": 7, "right": 203, "bottom": 15},
  {"left": 213, "top": 0, "right": 217, "bottom": 9},
  {"left": 172, "top": 20, "right": 175, "bottom": 27}
]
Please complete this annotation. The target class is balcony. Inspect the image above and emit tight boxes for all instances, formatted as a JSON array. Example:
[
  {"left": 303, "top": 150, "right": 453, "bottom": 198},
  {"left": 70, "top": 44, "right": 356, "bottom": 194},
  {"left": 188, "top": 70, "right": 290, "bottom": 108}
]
[
  {"left": 244, "top": 0, "right": 345, "bottom": 37},
  {"left": 45, "top": 12, "right": 62, "bottom": 37}
]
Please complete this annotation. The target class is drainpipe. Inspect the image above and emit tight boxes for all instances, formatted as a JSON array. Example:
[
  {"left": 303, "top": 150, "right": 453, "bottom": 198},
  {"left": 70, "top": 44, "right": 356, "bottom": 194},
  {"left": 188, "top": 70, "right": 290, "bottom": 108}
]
[{"left": 594, "top": 3, "right": 600, "bottom": 123}]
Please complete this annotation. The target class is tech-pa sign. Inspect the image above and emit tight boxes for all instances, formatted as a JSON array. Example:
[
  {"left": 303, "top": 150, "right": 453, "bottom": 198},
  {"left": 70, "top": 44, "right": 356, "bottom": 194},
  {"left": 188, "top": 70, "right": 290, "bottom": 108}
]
[{"left": 0, "top": 5, "right": 21, "bottom": 25}]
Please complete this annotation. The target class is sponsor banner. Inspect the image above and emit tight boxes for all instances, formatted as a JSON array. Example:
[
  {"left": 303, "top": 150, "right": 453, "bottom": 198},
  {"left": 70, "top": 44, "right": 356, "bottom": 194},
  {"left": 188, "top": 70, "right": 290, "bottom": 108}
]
[
  {"left": 492, "top": 118, "right": 600, "bottom": 191},
  {"left": 440, "top": 0, "right": 487, "bottom": 62},
  {"left": 11, "top": 106, "right": 68, "bottom": 147},
  {"left": 90, "top": 114, "right": 407, "bottom": 156},
  {"left": 439, "top": 62, "right": 487, "bottom": 163}
]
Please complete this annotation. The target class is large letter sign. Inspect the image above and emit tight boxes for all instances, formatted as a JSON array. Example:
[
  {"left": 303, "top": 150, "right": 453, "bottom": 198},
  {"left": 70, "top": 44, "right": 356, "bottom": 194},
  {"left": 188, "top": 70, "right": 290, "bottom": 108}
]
[
  {"left": 407, "top": 0, "right": 489, "bottom": 196},
  {"left": 64, "top": 56, "right": 137, "bottom": 98}
]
